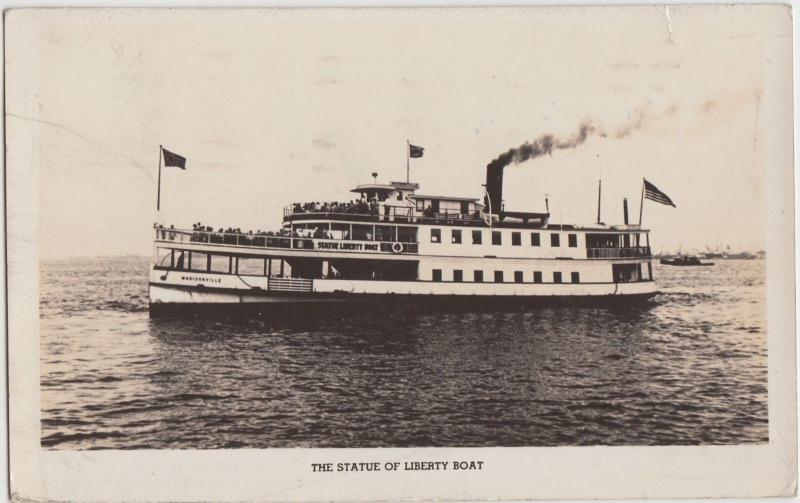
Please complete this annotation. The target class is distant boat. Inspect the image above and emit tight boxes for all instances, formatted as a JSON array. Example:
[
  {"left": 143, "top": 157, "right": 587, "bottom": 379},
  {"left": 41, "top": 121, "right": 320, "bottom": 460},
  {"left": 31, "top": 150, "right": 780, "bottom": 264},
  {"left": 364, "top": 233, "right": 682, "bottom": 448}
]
[
  {"left": 727, "top": 251, "right": 756, "bottom": 260},
  {"left": 660, "top": 255, "right": 714, "bottom": 267}
]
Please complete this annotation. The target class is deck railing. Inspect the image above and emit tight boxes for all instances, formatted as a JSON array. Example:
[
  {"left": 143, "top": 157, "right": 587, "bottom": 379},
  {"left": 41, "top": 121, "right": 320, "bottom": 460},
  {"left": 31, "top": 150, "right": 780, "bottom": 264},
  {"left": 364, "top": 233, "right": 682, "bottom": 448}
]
[
  {"left": 284, "top": 206, "right": 485, "bottom": 226},
  {"left": 586, "top": 247, "right": 652, "bottom": 259},
  {"left": 154, "top": 227, "right": 419, "bottom": 254},
  {"left": 268, "top": 277, "right": 313, "bottom": 293}
]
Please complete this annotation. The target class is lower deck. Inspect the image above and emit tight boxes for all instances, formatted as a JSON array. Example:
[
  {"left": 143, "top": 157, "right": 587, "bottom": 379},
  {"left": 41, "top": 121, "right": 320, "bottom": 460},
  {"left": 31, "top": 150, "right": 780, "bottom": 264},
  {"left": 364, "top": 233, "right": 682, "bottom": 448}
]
[
  {"left": 154, "top": 248, "right": 653, "bottom": 285},
  {"left": 149, "top": 264, "right": 657, "bottom": 310}
]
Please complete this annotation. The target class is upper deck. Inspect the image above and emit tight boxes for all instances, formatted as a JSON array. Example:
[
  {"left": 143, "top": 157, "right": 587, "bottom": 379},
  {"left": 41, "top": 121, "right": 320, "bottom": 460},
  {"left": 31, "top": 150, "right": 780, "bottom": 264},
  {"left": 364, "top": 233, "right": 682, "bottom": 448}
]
[
  {"left": 283, "top": 178, "right": 556, "bottom": 228},
  {"left": 153, "top": 225, "right": 651, "bottom": 260},
  {"left": 154, "top": 178, "right": 651, "bottom": 262}
]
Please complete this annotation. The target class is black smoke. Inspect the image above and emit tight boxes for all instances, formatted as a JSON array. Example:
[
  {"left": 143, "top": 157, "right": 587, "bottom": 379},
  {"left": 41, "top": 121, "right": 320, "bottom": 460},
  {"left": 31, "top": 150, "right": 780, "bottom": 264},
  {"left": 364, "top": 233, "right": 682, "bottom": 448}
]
[
  {"left": 487, "top": 104, "right": 678, "bottom": 171},
  {"left": 487, "top": 122, "right": 596, "bottom": 171}
]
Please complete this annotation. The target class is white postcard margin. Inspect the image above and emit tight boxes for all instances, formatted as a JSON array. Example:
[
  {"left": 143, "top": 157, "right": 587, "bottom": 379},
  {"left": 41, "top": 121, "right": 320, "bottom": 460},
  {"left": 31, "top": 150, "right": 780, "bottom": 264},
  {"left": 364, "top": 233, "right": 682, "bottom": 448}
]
[{"left": 5, "top": 6, "right": 797, "bottom": 502}]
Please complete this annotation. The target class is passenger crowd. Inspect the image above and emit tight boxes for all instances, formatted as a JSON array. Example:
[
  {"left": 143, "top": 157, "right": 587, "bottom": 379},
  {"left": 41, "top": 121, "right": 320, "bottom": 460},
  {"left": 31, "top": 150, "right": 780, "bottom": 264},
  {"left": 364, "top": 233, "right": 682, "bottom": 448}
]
[
  {"left": 292, "top": 200, "right": 378, "bottom": 215},
  {"left": 154, "top": 222, "right": 291, "bottom": 246}
]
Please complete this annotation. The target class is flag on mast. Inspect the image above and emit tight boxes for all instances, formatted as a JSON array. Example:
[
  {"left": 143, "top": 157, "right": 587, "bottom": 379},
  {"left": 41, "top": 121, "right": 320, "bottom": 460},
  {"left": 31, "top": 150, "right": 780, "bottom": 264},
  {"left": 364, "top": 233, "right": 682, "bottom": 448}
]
[
  {"left": 409, "top": 144, "right": 424, "bottom": 158},
  {"left": 157, "top": 146, "right": 186, "bottom": 213},
  {"left": 162, "top": 148, "right": 187, "bottom": 169},
  {"left": 643, "top": 179, "right": 676, "bottom": 207}
]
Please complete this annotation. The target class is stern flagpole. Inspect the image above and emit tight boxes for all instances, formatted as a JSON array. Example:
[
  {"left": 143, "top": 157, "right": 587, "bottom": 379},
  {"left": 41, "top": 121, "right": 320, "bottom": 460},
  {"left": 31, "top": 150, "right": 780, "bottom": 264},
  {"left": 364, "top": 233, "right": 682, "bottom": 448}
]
[{"left": 638, "top": 177, "right": 645, "bottom": 227}]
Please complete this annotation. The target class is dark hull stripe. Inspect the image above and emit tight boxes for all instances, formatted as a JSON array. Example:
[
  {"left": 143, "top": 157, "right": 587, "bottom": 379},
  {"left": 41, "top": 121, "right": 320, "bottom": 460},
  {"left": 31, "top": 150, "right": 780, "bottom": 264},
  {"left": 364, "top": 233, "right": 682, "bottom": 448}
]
[{"left": 149, "top": 284, "right": 657, "bottom": 317}]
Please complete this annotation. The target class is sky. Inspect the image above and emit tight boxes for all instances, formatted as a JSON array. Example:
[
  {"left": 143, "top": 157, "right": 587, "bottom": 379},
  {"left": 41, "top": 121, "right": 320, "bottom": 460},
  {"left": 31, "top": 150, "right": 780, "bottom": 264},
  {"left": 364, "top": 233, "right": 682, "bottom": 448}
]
[{"left": 5, "top": 6, "right": 792, "bottom": 258}]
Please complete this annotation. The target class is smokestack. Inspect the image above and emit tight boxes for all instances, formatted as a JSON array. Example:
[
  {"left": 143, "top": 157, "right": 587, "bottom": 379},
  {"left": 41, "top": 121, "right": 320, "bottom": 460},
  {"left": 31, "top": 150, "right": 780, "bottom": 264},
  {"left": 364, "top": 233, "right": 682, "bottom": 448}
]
[
  {"left": 623, "top": 198, "right": 629, "bottom": 225},
  {"left": 484, "top": 163, "right": 504, "bottom": 215}
]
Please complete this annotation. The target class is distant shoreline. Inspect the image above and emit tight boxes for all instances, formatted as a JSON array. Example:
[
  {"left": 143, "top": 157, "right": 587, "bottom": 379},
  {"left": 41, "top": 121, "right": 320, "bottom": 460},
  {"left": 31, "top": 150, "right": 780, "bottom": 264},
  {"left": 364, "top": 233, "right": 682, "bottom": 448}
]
[{"left": 40, "top": 255, "right": 150, "bottom": 261}]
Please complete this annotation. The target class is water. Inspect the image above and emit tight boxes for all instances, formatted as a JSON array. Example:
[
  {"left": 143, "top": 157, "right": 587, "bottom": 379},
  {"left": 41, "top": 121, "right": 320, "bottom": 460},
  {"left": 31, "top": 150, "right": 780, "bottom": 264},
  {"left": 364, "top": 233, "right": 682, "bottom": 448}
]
[{"left": 40, "top": 257, "right": 768, "bottom": 449}]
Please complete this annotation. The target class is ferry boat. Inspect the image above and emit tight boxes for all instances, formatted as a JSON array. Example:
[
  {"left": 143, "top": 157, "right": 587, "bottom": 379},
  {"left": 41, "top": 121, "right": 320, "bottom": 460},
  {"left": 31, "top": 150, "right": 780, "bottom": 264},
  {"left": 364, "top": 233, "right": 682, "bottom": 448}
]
[
  {"left": 660, "top": 255, "right": 714, "bottom": 267},
  {"left": 149, "top": 164, "right": 657, "bottom": 314}
]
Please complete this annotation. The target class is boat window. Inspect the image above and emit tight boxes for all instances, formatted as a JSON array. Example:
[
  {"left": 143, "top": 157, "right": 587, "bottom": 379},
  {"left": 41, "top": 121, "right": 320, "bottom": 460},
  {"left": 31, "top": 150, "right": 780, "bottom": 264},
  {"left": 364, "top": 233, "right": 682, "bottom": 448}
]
[
  {"left": 397, "top": 226, "right": 418, "bottom": 243},
  {"left": 571, "top": 272, "right": 580, "bottom": 283},
  {"left": 155, "top": 248, "right": 172, "bottom": 268},
  {"left": 553, "top": 271, "right": 563, "bottom": 283},
  {"left": 375, "top": 225, "right": 393, "bottom": 242},
  {"left": 431, "top": 228, "right": 441, "bottom": 243},
  {"left": 612, "top": 263, "right": 641, "bottom": 283},
  {"left": 238, "top": 257, "right": 266, "bottom": 276},
  {"left": 352, "top": 224, "right": 373, "bottom": 240},
  {"left": 397, "top": 191, "right": 403, "bottom": 201},
  {"left": 431, "top": 200, "right": 440, "bottom": 213},
  {"left": 494, "top": 270, "right": 504, "bottom": 283},
  {"left": 512, "top": 232, "right": 521, "bottom": 246},
  {"left": 451, "top": 229, "right": 462, "bottom": 244},
  {"left": 531, "top": 233, "right": 541, "bottom": 247},
  {"left": 492, "top": 231, "right": 502, "bottom": 245},
  {"left": 472, "top": 230, "right": 483, "bottom": 245},
  {"left": 460, "top": 201, "right": 469, "bottom": 214},
  {"left": 533, "top": 271, "right": 543, "bottom": 283},
  {"left": 432, "top": 269, "right": 442, "bottom": 282},
  {"left": 331, "top": 223, "right": 350, "bottom": 240},
  {"left": 514, "top": 271, "right": 523, "bottom": 283},
  {"left": 188, "top": 252, "right": 209, "bottom": 272},
  {"left": 474, "top": 270, "right": 484, "bottom": 283},
  {"left": 568, "top": 234, "right": 578, "bottom": 247},
  {"left": 586, "top": 233, "right": 620, "bottom": 248},
  {"left": 416, "top": 199, "right": 425, "bottom": 211},
  {"left": 551, "top": 233, "right": 560, "bottom": 247},
  {"left": 453, "top": 270, "right": 463, "bottom": 282},
  {"left": 209, "top": 254, "right": 231, "bottom": 273},
  {"left": 174, "top": 251, "right": 188, "bottom": 270}
]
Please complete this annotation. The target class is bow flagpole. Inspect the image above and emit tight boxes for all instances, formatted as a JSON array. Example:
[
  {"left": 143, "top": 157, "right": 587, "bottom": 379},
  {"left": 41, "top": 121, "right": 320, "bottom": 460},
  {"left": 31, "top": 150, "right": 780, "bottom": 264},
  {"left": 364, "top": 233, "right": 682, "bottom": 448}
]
[{"left": 156, "top": 146, "right": 188, "bottom": 222}]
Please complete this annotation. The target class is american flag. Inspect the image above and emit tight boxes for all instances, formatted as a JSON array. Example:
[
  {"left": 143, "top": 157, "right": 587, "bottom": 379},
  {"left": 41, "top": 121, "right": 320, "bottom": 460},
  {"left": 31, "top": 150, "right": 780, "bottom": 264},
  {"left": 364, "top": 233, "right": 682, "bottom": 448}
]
[
  {"left": 644, "top": 179, "right": 675, "bottom": 207},
  {"left": 409, "top": 144, "right": 424, "bottom": 158}
]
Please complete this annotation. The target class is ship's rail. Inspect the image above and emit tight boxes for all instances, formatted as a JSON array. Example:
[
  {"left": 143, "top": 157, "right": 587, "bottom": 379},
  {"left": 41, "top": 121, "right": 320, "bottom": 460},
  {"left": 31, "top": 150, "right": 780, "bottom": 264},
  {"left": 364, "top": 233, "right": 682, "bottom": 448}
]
[
  {"left": 284, "top": 205, "right": 485, "bottom": 226},
  {"left": 153, "top": 228, "right": 419, "bottom": 255},
  {"left": 587, "top": 247, "right": 652, "bottom": 259}
]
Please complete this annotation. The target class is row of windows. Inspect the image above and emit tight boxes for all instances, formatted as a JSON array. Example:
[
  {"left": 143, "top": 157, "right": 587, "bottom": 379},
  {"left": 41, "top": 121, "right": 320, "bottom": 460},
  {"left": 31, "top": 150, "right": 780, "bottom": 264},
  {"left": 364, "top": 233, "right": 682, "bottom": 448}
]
[
  {"left": 430, "top": 229, "right": 579, "bottom": 248},
  {"left": 431, "top": 269, "right": 581, "bottom": 284}
]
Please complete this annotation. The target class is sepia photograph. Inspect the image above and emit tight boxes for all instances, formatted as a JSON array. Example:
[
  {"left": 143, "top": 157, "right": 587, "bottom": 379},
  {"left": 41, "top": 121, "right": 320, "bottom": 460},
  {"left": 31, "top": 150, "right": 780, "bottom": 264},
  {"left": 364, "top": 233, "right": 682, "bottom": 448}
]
[{"left": 6, "top": 4, "right": 796, "bottom": 501}]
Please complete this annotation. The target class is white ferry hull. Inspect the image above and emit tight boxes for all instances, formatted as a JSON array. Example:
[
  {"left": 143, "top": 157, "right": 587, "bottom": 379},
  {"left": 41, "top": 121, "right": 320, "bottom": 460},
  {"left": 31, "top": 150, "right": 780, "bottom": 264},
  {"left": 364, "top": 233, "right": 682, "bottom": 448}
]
[{"left": 149, "top": 267, "right": 657, "bottom": 316}]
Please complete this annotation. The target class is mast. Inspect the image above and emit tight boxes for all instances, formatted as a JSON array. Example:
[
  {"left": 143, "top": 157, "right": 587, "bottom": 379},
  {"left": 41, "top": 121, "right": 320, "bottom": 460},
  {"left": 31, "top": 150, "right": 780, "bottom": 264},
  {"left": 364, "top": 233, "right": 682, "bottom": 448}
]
[
  {"left": 406, "top": 139, "right": 410, "bottom": 183},
  {"left": 596, "top": 179, "right": 602, "bottom": 224},
  {"left": 156, "top": 145, "right": 163, "bottom": 215}
]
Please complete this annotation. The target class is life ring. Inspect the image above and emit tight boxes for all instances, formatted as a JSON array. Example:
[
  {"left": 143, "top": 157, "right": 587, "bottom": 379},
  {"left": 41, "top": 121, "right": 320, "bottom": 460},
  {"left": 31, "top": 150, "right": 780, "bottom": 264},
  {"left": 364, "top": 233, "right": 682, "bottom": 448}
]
[{"left": 391, "top": 242, "right": 404, "bottom": 254}]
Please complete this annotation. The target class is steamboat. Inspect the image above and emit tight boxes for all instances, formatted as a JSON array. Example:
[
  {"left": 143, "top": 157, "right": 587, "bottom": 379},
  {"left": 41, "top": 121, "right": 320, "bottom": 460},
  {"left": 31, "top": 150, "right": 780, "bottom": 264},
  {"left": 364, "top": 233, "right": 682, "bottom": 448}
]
[{"left": 149, "top": 161, "right": 657, "bottom": 314}]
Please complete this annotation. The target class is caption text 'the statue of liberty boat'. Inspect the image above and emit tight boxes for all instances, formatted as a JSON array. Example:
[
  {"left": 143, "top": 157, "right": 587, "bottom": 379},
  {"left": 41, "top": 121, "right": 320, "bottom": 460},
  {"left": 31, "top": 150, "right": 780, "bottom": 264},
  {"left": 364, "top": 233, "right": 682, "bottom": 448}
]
[{"left": 149, "top": 159, "right": 657, "bottom": 315}]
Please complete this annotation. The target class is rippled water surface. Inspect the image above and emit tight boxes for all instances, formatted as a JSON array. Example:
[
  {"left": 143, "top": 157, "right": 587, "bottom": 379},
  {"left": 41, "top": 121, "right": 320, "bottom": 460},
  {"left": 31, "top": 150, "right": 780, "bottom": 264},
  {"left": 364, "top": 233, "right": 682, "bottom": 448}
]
[{"left": 40, "top": 257, "right": 768, "bottom": 449}]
